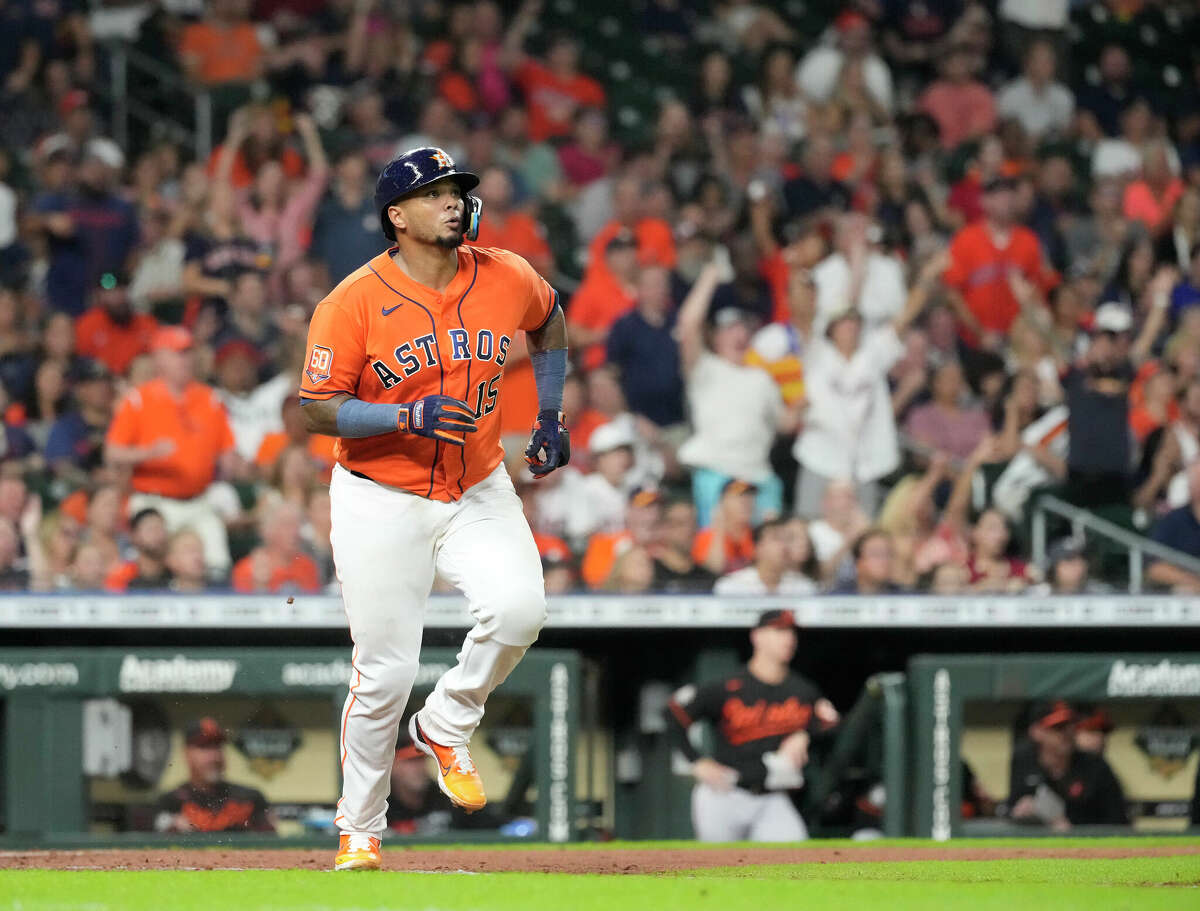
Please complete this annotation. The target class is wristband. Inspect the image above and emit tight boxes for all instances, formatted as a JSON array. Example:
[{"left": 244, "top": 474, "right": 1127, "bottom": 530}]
[
  {"left": 335, "top": 398, "right": 405, "bottom": 438},
  {"left": 530, "top": 347, "right": 567, "bottom": 413}
]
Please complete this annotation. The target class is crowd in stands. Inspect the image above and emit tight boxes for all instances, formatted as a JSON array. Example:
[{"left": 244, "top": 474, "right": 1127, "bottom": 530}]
[{"left": 3, "top": 0, "right": 1200, "bottom": 597}]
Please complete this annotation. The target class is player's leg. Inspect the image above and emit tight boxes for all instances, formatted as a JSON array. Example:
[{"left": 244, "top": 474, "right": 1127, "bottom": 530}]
[
  {"left": 691, "top": 784, "right": 753, "bottom": 842},
  {"left": 329, "top": 466, "right": 439, "bottom": 840},
  {"left": 747, "top": 792, "right": 809, "bottom": 842},
  {"left": 418, "top": 464, "right": 547, "bottom": 747}
]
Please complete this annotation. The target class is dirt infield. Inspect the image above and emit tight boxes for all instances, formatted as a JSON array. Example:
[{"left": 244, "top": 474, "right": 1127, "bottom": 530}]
[{"left": 3, "top": 843, "right": 1200, "bottom": 874}]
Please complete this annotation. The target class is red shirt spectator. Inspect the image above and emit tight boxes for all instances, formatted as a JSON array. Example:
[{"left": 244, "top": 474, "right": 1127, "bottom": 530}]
[
  {"left": 513, "top": 43, "right": 606, "bottom": 142},
  {"left": 74, "top": 273, "right": 157, "bottom": 376},
  {"left": 918, "top": 47, "right": 996, "bottom": 150},
  {"left": 943, "top": 179, "right": 1058, "bottom": 346}
]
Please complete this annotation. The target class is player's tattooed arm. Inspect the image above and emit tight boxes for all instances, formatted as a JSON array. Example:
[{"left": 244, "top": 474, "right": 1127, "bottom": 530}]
[
  {"left": 526, "top": 302, "right": 567, "bottom": 358},
  {"left": 301, "top": 393, "right": 351, "bottom": 437}
]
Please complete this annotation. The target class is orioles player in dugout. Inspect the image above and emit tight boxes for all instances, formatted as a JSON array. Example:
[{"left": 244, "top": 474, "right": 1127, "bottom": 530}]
[{"left": 299, "top": 147, "right": 569, "bottom": 871}]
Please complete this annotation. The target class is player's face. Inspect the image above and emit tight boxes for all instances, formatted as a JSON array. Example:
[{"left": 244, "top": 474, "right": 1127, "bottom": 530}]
[
  {"left": 753, "top": 625, "right": 797, "bottom": 666},
  {"left": 186, "top": 744, "right": 225, "bottom": 785},
  {"left": 393, "top": 178, "right": 466, "bottom": 249}
]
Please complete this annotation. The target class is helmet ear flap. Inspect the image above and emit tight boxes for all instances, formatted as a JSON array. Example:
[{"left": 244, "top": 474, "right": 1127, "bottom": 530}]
[{"left": 463, "top": 195, "right": 482, "bottom": 242}]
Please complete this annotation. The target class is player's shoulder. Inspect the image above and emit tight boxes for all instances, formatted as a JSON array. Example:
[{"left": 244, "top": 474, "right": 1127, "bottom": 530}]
[{"left": 468, "top": 244, "right": 539, "bottom": 278}]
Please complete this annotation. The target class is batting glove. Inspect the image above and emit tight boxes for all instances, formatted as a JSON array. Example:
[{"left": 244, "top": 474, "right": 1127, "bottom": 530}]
[
  {"left": 524, "top": 410, "right": 570, "bottom": 477},
  {"left": 398, "top": 395, "right": 478, "bottom": 445}
]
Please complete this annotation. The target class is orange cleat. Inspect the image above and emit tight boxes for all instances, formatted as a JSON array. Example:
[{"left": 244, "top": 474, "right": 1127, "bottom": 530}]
[
  {"left": 408, "top": 714, "right": 487, "bottom": 813},
  {"left": 333, "top": 833, "right": 381, "bottom": 871}
]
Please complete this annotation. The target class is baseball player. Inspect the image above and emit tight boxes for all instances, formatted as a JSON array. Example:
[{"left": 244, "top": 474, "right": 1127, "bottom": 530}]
[
  {"left": 299, "top": 147, "right": 569, "bottom": 871},
  {"left": 665, "top": 610, "right": 839, "bottom": 841}
]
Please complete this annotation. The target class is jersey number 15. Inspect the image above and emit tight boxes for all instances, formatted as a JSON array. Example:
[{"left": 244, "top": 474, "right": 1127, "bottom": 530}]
[{"left": 472, "top": 373, "right": 501, "bottom": 419}]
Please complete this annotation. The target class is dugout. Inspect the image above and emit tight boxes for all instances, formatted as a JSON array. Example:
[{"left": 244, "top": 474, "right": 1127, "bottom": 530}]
[{"left": 0, "top": 647, "right": 579, "bottom": 846}]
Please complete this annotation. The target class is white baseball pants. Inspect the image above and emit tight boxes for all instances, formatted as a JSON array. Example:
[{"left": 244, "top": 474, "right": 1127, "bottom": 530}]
[
  {"left": 329, "top": 462, "right": 547, "bottom": 837},
  {"left": 691, "top": 784, "right": 809, "bottom": 842}
]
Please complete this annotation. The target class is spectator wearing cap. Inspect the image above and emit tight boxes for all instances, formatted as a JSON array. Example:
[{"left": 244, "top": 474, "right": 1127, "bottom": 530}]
[
  {"left": 693, "top": 480, "right": 757, "bottom": 577},
  {"left": 74, "top": 271, "right": 159, "bottom": 376},
  {"left": 795, "top": 11, "right": 893, "bottom": 117},
  {"left": 29, "top": 144, "right": 139, "bottom": 316},
  {"left": 579, "top": 421, "right": 643, "bottom": 536},
  {"left": 1032, "top": 537, "right": 1110, "bottom": 596},
  {"left": 676, "top": 262, "right": 786, "bottom": 527},
  {"left": 154, "top": 717, "right": 274, "bottom": 833},
  {"left": 581, "top": 487, "right": 662, "bottom": 590},
  {"left": 1008, "top": 701, "right": 1127, "bottom": 829},
  {"left": 830, "top": 528, "right": 906, "bottom": 595},
  {"left": 105, "top": 327, "right": 239, "bottom": 576},
  {"left": 567, "top": 228, "right": 638, "bottom": 369},
  {"left": 942, "top": 175, "right": 1058, "bottom": 349},
  {"left": 651, "top": 498, "right": 716, "bottom": 593},
  {"left": 995, "top": 41, "right": 1074, "bottom": 143},
  {"left": 714, "top": 518, "right": 819, "bottom": 596},
  {"left": 812, "top": 212, "right": 907, "bottom": 335},
  {"left": 231, "top": 500, "right": 321, "bottom": 595},
  {"left": 43, "top": 358, "right": 114, "bottom": 486},
  {"left": 1148, "top": 461, "right": 1200, "bottom": 593},
  {"left": 605, "top": 265, "right": 685, "bottom": 428},
  {"left": 585, "top": 177, "right": 677, "bottom": 285},
  {"left": 104, "top": 508, "right": 170, "bottom": 592},
  {"left": 213, "top": 338, "right": 292, "bottom": 463},
  {"left": 1062, "top": 302, "right": 1139, "bottom": 509},
  {"left": 795, "top": 256, "right": 940, "bottom": 519}
]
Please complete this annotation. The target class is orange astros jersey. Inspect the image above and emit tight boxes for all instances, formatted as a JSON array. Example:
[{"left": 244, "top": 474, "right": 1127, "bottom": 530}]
[{"left": 299, "top": 246, "right": 557, "bottom": 501}]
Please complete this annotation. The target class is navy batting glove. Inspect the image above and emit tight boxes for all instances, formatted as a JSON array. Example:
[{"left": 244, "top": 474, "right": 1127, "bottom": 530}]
[
  {"left": 398, "top": 395, "right": 478, "bottom": 446},
  {"left": 525, "top": 410, "right": 570, "bottom": 477}
]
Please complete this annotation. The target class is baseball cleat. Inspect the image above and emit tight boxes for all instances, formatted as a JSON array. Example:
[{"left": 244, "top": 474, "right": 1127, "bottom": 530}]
[
  {"left": 333, "top": 833, "right": 381, "bottom": 871},
  {"left": 408, "top": 714, "right": 487, "bottom": 813}
]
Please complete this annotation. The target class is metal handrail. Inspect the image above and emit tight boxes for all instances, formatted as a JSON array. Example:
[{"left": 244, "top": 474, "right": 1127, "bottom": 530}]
[
  {"left": 99, "top": 40, "right": 214, "bottom": 161},
  {"left": 1031, "top": 494, "right": 1200, "bottom": 594}
]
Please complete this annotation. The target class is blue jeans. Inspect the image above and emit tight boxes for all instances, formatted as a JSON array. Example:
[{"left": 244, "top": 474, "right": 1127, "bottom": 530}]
[{"left": 691, "top": 468, "right": 784, "bottom": 528}]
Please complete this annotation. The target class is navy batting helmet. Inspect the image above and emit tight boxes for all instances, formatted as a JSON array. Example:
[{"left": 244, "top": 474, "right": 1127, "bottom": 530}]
[{"left": 375, "top": 146, "right": 481, "bottom": 242}]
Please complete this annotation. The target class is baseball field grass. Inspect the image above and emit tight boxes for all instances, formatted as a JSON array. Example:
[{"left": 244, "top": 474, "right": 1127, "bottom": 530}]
[{"left": 3, "top": 838, "right": 1199, "bottom": 911}]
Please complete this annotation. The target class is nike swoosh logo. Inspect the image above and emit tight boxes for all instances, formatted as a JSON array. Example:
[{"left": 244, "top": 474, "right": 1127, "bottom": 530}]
[
  {"left": 438, "top": 759, "right": 453, "bottom": 775},
  {"left": 381, "top": 304, "right": 403, "bottom": 316}
]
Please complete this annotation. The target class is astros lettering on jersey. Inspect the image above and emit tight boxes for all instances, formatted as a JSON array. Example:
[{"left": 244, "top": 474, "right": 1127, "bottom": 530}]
[{"left": 299, "top": 245, "right": 558, "bottom": 500}]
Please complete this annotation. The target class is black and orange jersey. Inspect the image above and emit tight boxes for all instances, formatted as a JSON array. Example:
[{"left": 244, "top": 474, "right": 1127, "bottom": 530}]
[
  {"left": 299, "top": 246, "right": 556, "bottom": 501},
  {"left": 155, "top": 780, "right": 274, "bottom": 832},
  {"left": 666, "top": 669, "right": 835, "bottom": 793}
]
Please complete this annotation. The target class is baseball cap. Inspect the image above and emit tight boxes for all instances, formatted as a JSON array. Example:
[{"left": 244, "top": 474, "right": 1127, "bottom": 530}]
[
  {"left": 97, "top": 270, "right": 129, "bottom": 291},
  {"left": 1047, "top": 536, "right": 1086, "bottom": 567},
  {"left": 712, "top": 307, "right": 755, "bottom": 329},
  {"left": 152, "top": 326, "right": 194, "bottom": 353},
  {"left": 1092, "top": 302, "right": 1133, "bottom": 334},
  {"left": 755, "top": 609, "right": 797, "bottom": 630},
  {"left": 67, "top": 358, "right": 111, "bottom": 384},
  {"left": 1029, "top": 700, "right": 1077, "bottom": 731},
  {"left": 982, "top": 176, "right": 1017, "bottom": 194},
  {"left": 214, "top": 338, "right": 264, "bottom": 366},
  {"left": 1075, "top": 707, "right": 1115, "bottom": 734},
  {"left": 589, "top": 421, "right": 637, "bottom": 455},
  {"left": 629, "top": 487, "right": 663, "bottom": 509},
  {"left": 185, "top": 717, "right": 226, "bottom": 748},
  {"left": 835, "top": 10, "right": 869, "bottom": 32},
  {"left": 605, "top": 228, "right": 637, "bottom": 253},
  {"left": 395, "top": 729, "right": 422, "bottom": 761},
  {"left": 722, "top": 478, "right": 758, "bottom": 497}
]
